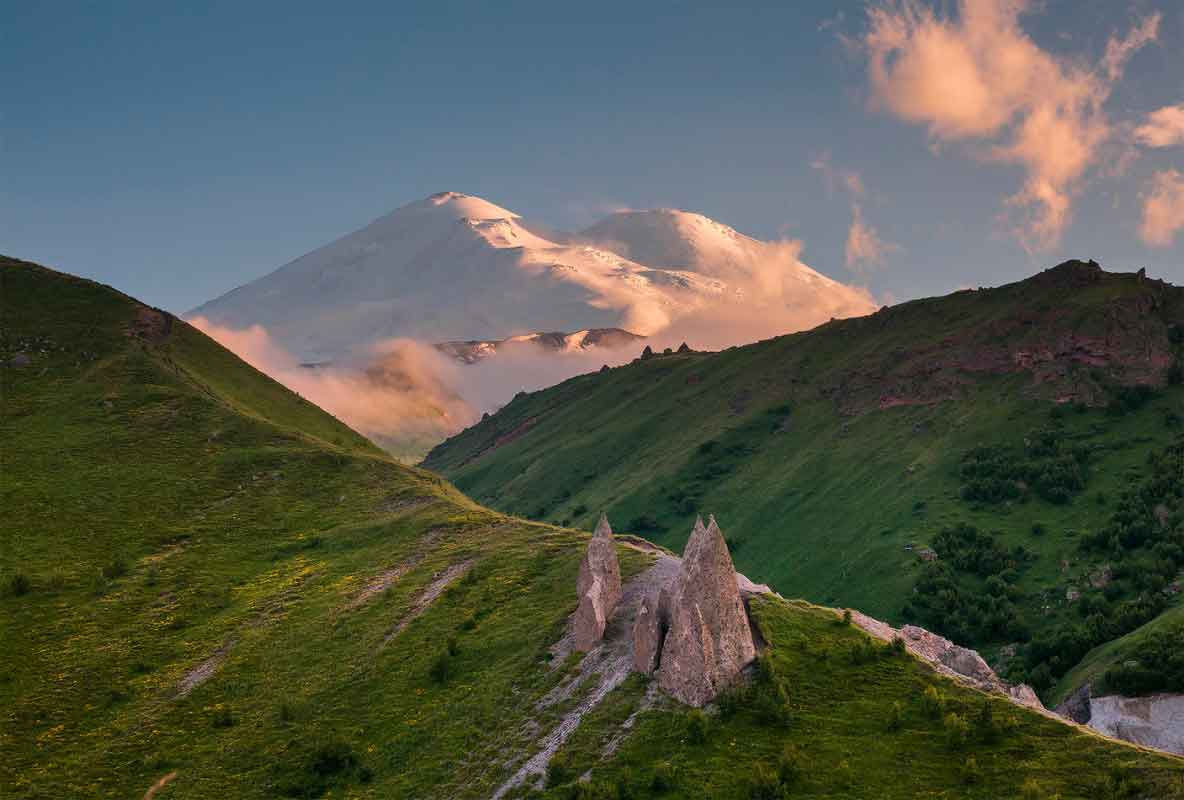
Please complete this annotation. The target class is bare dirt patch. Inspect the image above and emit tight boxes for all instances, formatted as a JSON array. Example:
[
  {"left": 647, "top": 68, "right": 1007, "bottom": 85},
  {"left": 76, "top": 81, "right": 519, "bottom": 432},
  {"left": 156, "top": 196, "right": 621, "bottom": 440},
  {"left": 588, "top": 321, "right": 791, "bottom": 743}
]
[
  {"left": 176, "top": 639, "right": 235, "bottom": 698},
  {"left": 344, "top": 529, "right": 444, "bottom": 611},
  {"left": 491, "top": 554, "right": 679, "bottom": 799},
  {"left": 382, "top": 559, "right": 474, "bottom": 646}
]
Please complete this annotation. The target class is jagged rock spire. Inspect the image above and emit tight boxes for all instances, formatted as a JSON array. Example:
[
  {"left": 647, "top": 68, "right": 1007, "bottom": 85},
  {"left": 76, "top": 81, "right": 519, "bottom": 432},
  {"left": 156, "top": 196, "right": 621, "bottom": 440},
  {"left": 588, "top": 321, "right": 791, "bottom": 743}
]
[
  {"left": 646, "top": 514, "right": 756, "bottom": 706},
  {"left": 574, "top": 514, "right": 622, "bottom": 651}
]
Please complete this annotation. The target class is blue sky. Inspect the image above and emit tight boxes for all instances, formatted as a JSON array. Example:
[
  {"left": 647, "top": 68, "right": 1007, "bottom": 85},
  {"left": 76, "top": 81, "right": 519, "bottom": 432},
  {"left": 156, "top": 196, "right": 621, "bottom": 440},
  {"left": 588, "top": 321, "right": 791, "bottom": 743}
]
[{"left": 3, "top": 0, "right": 1182, "bottom": 313}]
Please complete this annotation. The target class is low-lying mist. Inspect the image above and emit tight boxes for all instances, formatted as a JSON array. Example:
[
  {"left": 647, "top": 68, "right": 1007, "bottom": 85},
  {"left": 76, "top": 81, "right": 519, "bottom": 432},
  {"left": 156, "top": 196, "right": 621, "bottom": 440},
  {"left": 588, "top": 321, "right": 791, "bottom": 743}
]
[{"left": 188, "top": 260, "right": 878, "bottom": 459}]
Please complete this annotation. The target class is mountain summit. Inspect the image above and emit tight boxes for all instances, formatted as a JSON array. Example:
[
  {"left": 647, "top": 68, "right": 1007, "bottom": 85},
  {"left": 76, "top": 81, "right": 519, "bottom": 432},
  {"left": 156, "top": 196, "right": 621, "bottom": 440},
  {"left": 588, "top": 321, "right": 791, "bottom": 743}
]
[{"left": 190, "top": 192, "right": 875, "bottom": 361}]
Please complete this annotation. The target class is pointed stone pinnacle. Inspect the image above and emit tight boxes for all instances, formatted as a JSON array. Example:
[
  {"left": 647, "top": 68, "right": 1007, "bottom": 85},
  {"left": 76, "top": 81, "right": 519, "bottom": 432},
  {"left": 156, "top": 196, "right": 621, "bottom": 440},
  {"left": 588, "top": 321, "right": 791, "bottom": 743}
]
[
  {"left": 574, "top": 514, "right": 622, "bottom": 651},
  {"left": 653, "top": 515, "right": 756, "bottom": 706}
]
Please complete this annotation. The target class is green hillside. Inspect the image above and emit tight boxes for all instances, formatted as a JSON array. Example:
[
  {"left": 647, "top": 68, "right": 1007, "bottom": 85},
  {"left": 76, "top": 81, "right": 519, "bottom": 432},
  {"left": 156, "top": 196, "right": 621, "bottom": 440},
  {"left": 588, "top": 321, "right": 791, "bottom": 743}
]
[
  {"left": 425, "top": 261, "right": 1184, "bottom": 699},
  {"left": 3, "top": 255, "right": 1184, "bottom": 799}
]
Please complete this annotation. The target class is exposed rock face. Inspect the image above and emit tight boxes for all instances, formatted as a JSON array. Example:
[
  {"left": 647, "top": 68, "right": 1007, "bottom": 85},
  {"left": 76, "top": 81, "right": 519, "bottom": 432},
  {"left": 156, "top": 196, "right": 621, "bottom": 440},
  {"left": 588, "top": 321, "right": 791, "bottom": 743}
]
[
  {"left": 632, "top": 589, "right": 663, "bottom": 673},
  {"left": 899, "top": 625, "right": 996, "bottom": 685},
  {"left": 573, "top": 514, "right": 622, "bottom": 651},
  {"left": 644, "top": 516, "right": 756, "bottom": 707},
  {"left": 849, "top": 611, "right": 1043, "bottom": 711},
  {"left": 1055, "top": 682, "right": 1093, "bottom": 724},
  {"left": 1088, "top": 693, "right": 1184, "bottom": 755}
]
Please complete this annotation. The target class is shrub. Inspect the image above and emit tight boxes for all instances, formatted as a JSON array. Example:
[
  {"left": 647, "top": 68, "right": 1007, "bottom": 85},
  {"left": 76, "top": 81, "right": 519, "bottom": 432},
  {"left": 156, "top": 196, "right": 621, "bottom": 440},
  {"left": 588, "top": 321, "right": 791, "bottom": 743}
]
[
  {"left": 921, "top": 686, "right": 944, "bottom": 718},
  {"left": 210, "top": 707, "right": 235, "bottom": 728},
  {"left": 569, "top": 781, "right": 616, "bottom": 800},
  {"left": 717, "top": 687, "right": 742, "bottom": 719},
  {"left": 747, "top": 764, "right": 782, "bottom": 800},
  {"left": 546, "top": 753, "right": 573, "bottom": 788},
  {"left": 943, "top": 712, "right": 969, "bottom": 750},
  {"left": 754, "top": 674, "right": 794, "bottom": 728},
  {"left": 102, "top": 557, "right": 128, "bottom": 580},
  {"left": 841, "top": 608, "right": 852, "bottom": 626},
  {"left": 1020, "top": 778, "right": 1043, "bottom": 800},
  {"left": 46, "top": 569, "right": 67, "bottom": 591},
  {"left": 685, "top": 709, "right": 710, "bottom": 744},
  {"left": 428, "top": 653, "right": 452, "bottom": 684},
  {"left": 890, "top": 636, "right": 907, "bottom": 657},
  {"left": 976, "top": 698, "right": 1000, "bottom": 743},
  {"left": 777, "top": 746, "right": 802, "bottom": 787},
  {"left": 886, "top": 700, "right": 904, "bottom": 732},
  {"left": 446, "top": 636, "right": 460, "bottom": 657},
  {"left": 6, "top": 571, "right": 31, "bottom": 597},
  {"left": 278, "top": 740, "right": 371, "bottom": 797},
  {"left": 649, "top": 761, "right": 676, "bottom": 793},
  {"left": 1031, "top": 522, "right": 1047, "bottom": 536},
  {"left": 960, "top": 755, "right": 981, "bottom": 785}
]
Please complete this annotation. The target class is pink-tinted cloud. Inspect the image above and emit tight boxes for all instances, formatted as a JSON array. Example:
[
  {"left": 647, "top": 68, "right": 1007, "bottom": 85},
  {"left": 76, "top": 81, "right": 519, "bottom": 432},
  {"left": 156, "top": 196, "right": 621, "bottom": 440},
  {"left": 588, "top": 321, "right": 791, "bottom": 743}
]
[
  {"left": 845, "top": 203, "right": 898, "bottom": 274},
  {"left": 811, "top": 153, "right": 898, "bottom": 274},
  {"left": 1135, "top": 105, "right": 1184, "bottom": 149},
  {"left": 859, "top": 0, "right": 1159, "bottom": 251},
  {"left": 188, "top": 316, "right": 476, "bottom": 456},
  {"left": 1140, "top": 169, "right": 1184, "bottom": 247}
]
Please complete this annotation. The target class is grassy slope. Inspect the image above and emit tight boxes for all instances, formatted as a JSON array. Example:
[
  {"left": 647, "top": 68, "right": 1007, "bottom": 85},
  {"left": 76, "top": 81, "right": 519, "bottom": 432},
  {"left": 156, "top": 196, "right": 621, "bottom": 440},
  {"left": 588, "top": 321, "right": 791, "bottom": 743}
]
[
  {"left": 425, "top": 266, "right": 1184, "bottom": 649},
  {"left": 3, "top": 256, "right": 1183, "bottom": 799},
  {"left": 1053, "top": 603, "right": 1184, "bottom": 705}
]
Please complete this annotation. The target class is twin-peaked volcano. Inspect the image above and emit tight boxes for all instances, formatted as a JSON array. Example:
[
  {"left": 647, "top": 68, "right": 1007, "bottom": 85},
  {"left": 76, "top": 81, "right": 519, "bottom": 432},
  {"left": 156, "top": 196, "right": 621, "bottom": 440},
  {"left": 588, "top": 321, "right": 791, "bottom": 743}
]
[{"left": 190, "top": 192, "right": 876, "bottom": 363}]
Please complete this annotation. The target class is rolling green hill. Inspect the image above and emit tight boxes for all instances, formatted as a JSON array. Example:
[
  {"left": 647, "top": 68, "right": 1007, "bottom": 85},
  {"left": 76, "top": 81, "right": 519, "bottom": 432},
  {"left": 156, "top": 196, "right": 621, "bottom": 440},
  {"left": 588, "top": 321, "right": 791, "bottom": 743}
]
[
  {"left": 425, "top": 261, "right": 1184, "bottom": 699},
  {"left": 4, "top": 255, "right": 1184, "bottom": 799}
]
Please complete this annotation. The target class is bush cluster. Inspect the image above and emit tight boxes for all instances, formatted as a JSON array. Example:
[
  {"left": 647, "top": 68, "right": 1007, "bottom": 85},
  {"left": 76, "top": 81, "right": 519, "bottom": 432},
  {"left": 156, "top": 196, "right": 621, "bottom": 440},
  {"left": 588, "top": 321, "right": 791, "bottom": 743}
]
[
  {"left": 1019, "top": 436, "right": 1184, "bottom": 691},
  {"left": 903, "top": 525, "right": 1031, "bottom": 643},
  {"left": 959, "top": 427, "right": 1093, "bottom": 505}
]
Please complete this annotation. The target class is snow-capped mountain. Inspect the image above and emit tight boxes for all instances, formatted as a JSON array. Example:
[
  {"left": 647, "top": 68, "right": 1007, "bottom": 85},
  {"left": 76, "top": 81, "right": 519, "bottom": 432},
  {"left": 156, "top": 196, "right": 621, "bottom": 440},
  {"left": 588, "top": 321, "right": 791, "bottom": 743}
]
[
  {"left": 435, "top": 328, "right": 645, "bottom": 364},
  {"left": 190, "top": 191, "right": 876, "bottom": 362}
]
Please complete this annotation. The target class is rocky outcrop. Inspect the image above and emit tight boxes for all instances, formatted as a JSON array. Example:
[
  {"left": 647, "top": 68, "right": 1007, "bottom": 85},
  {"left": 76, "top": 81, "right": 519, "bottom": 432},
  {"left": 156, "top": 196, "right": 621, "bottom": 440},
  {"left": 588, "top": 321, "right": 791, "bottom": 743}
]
[
  {"left": 632, "top": 516, "right": 757, "bottom": 707},
  {"left": 1051, "top": 683, "right": 1184, "bottom": 756},
  {"left": 1088, "top": 694, "right": 1184, "bottom": 755},
  {"left": 899, "top": 625, "right": 996, "bottom": 685},
  {"left": 632, "top": 589, "right": 663, "bottom": 673},
  {"left": 850, "top": 611, "right": 1043, "bottom": 711},
  {"left": 573, "top": 514, "right": 622, "bottom": 651},
  {"left": 1055, "top": 682, "right": 1093, "bottom": 724}
]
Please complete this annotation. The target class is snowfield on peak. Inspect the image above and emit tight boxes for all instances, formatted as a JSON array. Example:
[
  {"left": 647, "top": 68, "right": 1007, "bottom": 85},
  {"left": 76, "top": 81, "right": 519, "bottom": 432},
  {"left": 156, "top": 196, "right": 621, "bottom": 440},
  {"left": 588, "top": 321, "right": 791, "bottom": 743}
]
[{"left": 190, "top": 191, "right": 876, "bottom": 362}]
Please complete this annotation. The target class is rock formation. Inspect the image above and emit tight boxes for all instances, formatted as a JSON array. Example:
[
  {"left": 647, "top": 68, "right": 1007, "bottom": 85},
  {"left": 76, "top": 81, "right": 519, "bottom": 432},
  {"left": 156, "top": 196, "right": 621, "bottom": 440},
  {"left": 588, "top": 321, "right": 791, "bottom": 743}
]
[
  {"left": 633, "top": 516, "right": 757, "bottom": 707},
  {"left": 632, "top": 589, "right": 663, "bottom": 674},
  {"left": 1087, "top": 694, "right": 1184, "bottom": 755},
  {"left": 1054, "top": 682, "right": 1093, "bottom": 724},
  {"left": 898, "top": 625, "right": 996, "bottom": 685},
  {"left": 849, "top": 610, "right": 1043, "bottom": 711},
  {"left": 573, "top": 514, "right": 622, "bottom": 651}
]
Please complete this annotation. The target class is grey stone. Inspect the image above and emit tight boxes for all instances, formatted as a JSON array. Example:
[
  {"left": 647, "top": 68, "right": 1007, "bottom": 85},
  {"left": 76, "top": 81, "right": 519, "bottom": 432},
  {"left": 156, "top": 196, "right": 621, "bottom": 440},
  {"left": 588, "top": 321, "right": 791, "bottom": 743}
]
[
  {"left": 573, "top": 514, "right": 622, "bottom": 651},
  {"left": 655, "top": 516, "right": 756, "bottom": 706},
  {"left": 632, "top": 589, "right": 663, "bottom": 674},
  {"left": 1055, "top": 682, "right": 1092, "bottom": 724},
  {"left": 899, "top": 625, "right": 995, "bottom": 684}
]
